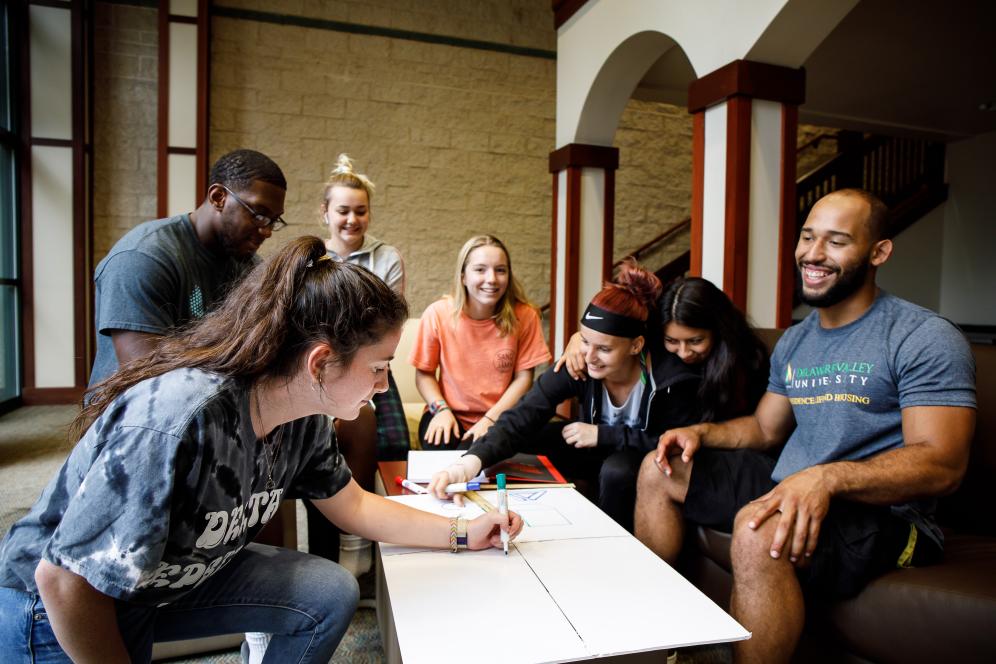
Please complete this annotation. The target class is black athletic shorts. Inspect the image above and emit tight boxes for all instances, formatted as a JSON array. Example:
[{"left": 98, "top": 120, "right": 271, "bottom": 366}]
[{"left": 684, "top": 448, "right": 941, "bottom": 600}]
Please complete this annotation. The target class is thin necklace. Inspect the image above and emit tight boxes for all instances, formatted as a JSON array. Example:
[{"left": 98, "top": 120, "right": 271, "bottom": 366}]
[{"left": 252, "top": 386, "right": 284, "bottom": 491}]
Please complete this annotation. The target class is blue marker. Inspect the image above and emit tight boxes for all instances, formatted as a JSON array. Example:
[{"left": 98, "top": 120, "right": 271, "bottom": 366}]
[
  {"left": 444, "top": 481, "right": 482, "bottom": 493},
  {"left": 497, "top": 473, "right": 509, "bottom": 555}
]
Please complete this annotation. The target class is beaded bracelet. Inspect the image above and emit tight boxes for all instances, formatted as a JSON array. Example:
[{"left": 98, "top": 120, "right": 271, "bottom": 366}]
[
  {"left": 429, "top": 398, "right": 449, "bottom": 415},
  {"left": 449, "top": 517, "right": 468, "bottom": 553}
]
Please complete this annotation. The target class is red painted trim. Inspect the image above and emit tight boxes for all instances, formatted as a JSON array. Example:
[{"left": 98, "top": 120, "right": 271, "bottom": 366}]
[
  {"left": 564, "top": 167, "right": 581, "bottom": 339},
  {"left": 549, "top": 172, "right": 558, "bottom": 354},
  {"left": 196, "top": 0, "right": 209, "bottom": 201},
  {"left": 17, "top": 0, "right": 36, "bottom": 391},
  {"left": 690, "top": 112, "right": 705, "bottom": 277},
  {"left": 688, "top": 60, "right": 805, "bottom": 113},
  {"left": 776, "top": 105, "right": 799, "bottom": 328},
  {"left": 157, "top": 4, "right": 169, "bottom": 218},
  {"left": 549, "top": 143, "right": 619, "bottom": 173},
  {"left": 551, "top": 0, "right": 591, "bottom": 29},
  {"left": 602, "top": 168, "right": 615, "bottom": 282},
  {"left": 557, "top": 165, "right": 583, "bottom": 422},
  {"left": 723, "top": 97, "right": 751, "bottom": 311},
  {"left": 22, "top": 386, "right": 85, "bottom": 406}
]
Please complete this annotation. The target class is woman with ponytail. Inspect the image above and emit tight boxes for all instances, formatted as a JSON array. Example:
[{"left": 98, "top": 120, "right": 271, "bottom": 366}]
[
  {"left": 429, "top": 261, "right": 701, "bottom": 530},
  {"left": 0, "top": 237, "right": 521, "bottom": 663}
]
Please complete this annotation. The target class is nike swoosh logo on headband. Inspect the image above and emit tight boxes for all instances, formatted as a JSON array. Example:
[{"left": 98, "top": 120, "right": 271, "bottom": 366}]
[{"left": 585, "top": 313, "right": 604, "bottom": 320}]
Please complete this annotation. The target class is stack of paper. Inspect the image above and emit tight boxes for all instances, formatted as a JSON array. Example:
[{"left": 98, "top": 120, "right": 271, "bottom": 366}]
[{"left": 406, "top": 450, "right": 485, "bottom": 483}]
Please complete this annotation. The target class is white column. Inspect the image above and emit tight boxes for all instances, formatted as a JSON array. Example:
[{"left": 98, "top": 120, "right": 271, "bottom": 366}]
[{"left": 29, "top": 4, "right": 75, "bottom": 389}]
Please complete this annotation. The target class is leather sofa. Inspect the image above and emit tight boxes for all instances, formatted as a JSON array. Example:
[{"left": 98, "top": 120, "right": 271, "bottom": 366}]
[{"left": 682, "top": 330, "right": 996, "bottom": 664}]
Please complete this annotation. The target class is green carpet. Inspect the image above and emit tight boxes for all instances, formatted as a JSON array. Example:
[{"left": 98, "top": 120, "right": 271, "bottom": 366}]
[{"left": 157, "top": 609, "right": 384, "bottom": 663}]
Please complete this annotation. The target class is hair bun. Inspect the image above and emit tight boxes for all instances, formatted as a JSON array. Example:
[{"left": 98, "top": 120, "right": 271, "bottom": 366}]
[
  {"left": 614, "top": 258, "right": 662, "bottom": 307},
  {"left": 330, "top": 153, "right": 355, "bottom": 177}
]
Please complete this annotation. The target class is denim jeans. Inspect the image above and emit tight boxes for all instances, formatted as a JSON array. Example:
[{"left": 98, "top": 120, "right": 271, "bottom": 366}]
[{"left": 0, "top": 543, "right": 359, "bottom": 663}]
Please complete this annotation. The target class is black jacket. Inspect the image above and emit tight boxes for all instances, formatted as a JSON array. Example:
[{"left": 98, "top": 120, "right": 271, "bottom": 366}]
[{"left": 466, "top": 351, "right": 702, "bottom": 468}]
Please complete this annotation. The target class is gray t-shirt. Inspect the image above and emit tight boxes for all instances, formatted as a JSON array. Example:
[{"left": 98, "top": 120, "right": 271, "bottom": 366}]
[
  {"left": 89, "top": 215, "right": 256, "bottom": 386},
  {"left": 768, "top": 291, "right": 976, "bottom": 544},
  {"left": 0, "top": 369, "right": 351, "bottom": 606}
]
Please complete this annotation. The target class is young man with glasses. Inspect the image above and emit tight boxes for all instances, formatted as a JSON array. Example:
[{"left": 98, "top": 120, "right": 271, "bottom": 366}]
[{"left": 88, "top": 149, "right": 288, "bottom": 386}]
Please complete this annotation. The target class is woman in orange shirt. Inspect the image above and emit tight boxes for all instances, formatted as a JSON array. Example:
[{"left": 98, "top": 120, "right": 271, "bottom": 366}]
[{"left": 409, "top": 235, "right": 551, "bottom": 450}]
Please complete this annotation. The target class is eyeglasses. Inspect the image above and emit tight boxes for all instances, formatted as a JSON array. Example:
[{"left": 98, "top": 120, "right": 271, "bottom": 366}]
[{"left": 221, "top": 185, "right": 287, "bottom": 231}]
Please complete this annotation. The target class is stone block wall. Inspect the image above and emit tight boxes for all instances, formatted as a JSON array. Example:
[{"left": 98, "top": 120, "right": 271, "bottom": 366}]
[
  {"left": 90, "top": 0, "right": 835, "bottom": 315},
  {"left": 209, "top": 1, "right": 559, "bottom": 315},
  {"left": 613, "top": 100, "right": 693, "bottom": 267},
  {"left": 92, "top": 2, "right": 158, "bottom": 262}
]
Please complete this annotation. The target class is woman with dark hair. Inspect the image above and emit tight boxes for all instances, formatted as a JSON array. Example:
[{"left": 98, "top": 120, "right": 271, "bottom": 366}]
[
  {"left": 557, "top": 276, "right": 769, "bottom": 424},
  {"left": 658, "top": 277, "right": 770, "bottom": 422},
  {"left": 0, "top": 237, "right": 521, "bottom": 663},
  {"left": 429, "top": 261, "right": 702, "bottom": 530}
]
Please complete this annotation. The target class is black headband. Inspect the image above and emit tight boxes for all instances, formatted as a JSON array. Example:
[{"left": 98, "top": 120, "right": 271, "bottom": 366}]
[{"left": 580, "top": 303, "right": 645, "bottom": 338}]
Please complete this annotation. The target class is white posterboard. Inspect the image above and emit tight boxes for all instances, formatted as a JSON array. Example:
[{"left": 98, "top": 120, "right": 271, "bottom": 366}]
[
  {"left": 380, "top": 487, "right": 628, "bottom": 555},
  {"left": 377, "top": 488, "right": 750, "bottom": 662},
  {"left": 517, "top": 537, "right": 751, "bottom": 655},
  {"left": 381, "top": 548, "right": 592, "bottom": 664}
]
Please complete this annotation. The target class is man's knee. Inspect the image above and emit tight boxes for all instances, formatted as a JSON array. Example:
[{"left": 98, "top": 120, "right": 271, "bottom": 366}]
[
  {"left": 636, "top": 452, "right": 666, "bottom": 492},
  {"left": 635, "top": 451, "right": 686, "bottom": 503},
  {"left": 730, "top": 506, "right": 780, "bottom": 576}
]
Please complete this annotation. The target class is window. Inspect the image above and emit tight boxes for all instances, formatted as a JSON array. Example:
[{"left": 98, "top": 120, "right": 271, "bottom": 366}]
[{"left": 0, "top": 2, "right": 20, "bottom": 410}]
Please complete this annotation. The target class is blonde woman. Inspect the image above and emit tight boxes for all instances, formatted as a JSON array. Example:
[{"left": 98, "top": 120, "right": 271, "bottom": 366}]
[
  {"left": 409, "top": 235, "right": 551, "bottom": 449},
  {"left": 320, "top": 154, "right": 408, "bottom": 463},
  {"left": 306, "top": 156, "right": 408, "bottom": 600},
  {"left": 322, "top": 154, "right": 404, "bottom": 294}
]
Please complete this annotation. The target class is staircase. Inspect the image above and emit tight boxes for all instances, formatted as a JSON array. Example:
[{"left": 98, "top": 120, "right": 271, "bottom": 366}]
[
  {"left": 620, "top": 130, "right": 948, "bottom": 291},
  {"left": 539, "top": 131, "right": 948, "bottom": 318}
]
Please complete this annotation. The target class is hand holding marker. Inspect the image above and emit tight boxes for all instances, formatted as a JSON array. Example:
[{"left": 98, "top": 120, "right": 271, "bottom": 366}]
[
  {"left": 497, "top": 473, "right": 509, "bottom": 555},
  {"left": 396, "top": 476, "right": 482, "bottom": 494}
]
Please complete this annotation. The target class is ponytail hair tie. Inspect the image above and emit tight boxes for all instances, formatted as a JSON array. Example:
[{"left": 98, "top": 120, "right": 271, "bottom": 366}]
[{"left": 307, "top": 254, "right": 334, "bottom": 269}]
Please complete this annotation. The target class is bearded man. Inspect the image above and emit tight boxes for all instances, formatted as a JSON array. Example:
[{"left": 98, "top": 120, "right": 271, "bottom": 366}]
[{"left": 633, "top": 189, "right": 976, "bottom": 664}]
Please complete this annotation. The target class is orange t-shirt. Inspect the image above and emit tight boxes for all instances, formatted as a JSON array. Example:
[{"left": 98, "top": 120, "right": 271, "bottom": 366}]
[{"left": 408, "top": 298, "right": 552, "bottom": 430}]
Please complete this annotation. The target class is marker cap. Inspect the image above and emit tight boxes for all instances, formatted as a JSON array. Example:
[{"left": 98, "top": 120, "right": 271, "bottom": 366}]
[{"left": 497, "top": 473, "right": 506, "bottom": 490}]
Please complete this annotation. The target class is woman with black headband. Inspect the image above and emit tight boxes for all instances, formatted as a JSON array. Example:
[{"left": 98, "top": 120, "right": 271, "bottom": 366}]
[{"left": 429, "top": 261, "right": 701, "bottom": 530}]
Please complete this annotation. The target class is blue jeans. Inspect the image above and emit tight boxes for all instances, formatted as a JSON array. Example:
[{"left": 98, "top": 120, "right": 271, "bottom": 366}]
[{"left": 0, "top": 543, "right": 359, "bottom": 663}]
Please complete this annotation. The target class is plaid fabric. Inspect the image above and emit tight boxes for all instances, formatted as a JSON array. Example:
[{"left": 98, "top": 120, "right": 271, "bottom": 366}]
[{"left": 372, "top": 370, "right": 410, "bottom": 460}]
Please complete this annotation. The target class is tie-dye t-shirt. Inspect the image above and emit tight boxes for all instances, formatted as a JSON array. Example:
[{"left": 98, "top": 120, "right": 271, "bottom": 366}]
[{"left": 0, "top": 368, "right": 351, "bottom": 606}]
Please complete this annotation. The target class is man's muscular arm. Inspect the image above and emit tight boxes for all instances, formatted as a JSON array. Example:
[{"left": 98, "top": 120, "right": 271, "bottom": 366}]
[
  {"left": 744, "top": 405, "right": 974, "bottom": 564},
  {"left": 110, "top": 330, "right": 160, "bottom": 367}
]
